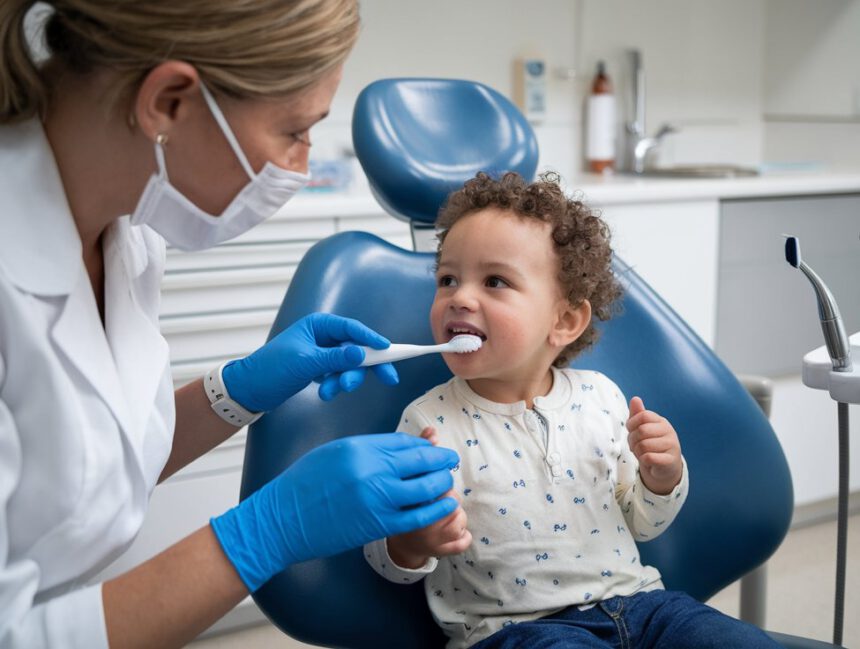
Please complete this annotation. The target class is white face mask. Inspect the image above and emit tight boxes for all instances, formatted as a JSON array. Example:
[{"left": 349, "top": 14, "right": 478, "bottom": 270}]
[{"left": 130, "top": 83, "right": 311, "bottom": 251}]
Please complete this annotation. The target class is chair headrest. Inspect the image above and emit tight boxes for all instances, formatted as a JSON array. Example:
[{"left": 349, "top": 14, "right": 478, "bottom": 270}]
[{"left": 352, "top": 78, "right": 539, "bottom": 226}]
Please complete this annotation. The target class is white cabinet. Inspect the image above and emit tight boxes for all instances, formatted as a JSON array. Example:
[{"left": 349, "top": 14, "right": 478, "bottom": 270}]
[
  {"left": 715, "top": 193, "right": 860, "bottom": 507},
  {"left": 596, "top": 199, "right": 720, "bottom": 347}
]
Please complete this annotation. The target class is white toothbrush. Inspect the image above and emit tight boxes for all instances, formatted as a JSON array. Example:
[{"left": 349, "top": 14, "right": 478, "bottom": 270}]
[{"left": 359, "top": 334, "right": 483, "bottom": 367}]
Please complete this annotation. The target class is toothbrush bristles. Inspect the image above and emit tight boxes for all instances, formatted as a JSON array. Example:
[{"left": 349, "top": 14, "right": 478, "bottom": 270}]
[{"left": 449, "top": 334, "right": 483, "bottom": 353}]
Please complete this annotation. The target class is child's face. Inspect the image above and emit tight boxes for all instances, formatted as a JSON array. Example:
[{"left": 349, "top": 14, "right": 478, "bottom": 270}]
[{"left": 432, "top": 208, "right": 578, "bottom": 384}]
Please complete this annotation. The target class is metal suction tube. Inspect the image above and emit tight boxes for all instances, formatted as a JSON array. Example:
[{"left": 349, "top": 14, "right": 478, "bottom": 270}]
[
  {"left": 785, "top": 236, "right": 853, "bottom": 372},
  {"left": 796, "top": 261, "right": 852, "bottom": 371}
]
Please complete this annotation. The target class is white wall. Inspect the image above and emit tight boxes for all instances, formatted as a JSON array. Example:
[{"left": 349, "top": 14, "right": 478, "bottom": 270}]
[
  {"left": 576, "top": 0, "right": 766, "bottom": 169},
  {"left": 763, "top": 0, "right": 860, "bottom": 119},
  {"left": 763, "top": 121, "right": 860, "bottom": 168},
  {"left": 315, "top": 0, "right": 582, "bottom": 179},
  {"left": 315, "top": 0, "right": 859, "bottom": 174},
  {"left": 761, "top": 0, "right": 860, "bottom": 167},
  {"left": 314, "top": 0, "right": 772, "bottom": 177}
]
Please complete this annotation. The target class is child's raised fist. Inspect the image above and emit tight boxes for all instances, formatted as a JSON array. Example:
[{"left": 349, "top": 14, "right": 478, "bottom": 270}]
[{"left": 626, "top": 396, "right": 683, "bottom": 495}]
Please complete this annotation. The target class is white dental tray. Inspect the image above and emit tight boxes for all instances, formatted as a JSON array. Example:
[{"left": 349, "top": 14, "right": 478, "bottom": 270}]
[{"left": 802, "top": 331, "right": 860, "bottom": 404}]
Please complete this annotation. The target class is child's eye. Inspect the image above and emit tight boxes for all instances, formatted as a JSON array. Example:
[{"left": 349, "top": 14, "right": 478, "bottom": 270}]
[
  {"left": 486, "top": 276, "right": 509, "bottom": 288},
  {"left": 438, "top": 275, "right": 458, "bottom": 288}
]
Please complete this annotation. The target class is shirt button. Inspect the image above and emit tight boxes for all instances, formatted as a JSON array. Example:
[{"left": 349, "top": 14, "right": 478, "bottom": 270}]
[
  {"left": 550, "top": 452, "right": 561, "bottom": 463},
  {"left": 551, "top": 465, "right": 562, "bottom": 477}
]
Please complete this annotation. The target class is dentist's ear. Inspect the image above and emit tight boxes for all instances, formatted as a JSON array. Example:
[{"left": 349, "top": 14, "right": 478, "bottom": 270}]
[
  {"left": 549, "top": 298, "right": 592, "bottom": 347},
  {"left": 132, "top": 60, "right": 202, "bottom": 142}
]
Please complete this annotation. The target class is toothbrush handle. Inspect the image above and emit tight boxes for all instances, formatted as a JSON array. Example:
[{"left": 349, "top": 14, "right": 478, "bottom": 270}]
[{"left": 360, "top": 344, "right": 441, "bottom": 367}]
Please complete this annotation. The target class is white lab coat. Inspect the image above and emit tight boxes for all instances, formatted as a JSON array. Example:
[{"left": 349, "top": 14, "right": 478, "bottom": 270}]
[{"left": 0, "top": 120, "right": 175, "bottom": 647}]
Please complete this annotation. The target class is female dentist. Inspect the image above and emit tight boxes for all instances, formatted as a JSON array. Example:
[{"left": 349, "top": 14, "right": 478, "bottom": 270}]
[{"left": 0, "top": 0, "right": 460, "bottom": 647}]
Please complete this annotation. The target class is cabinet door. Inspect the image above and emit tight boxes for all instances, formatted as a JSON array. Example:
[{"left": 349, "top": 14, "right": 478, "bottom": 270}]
[
  {"left": 716, "top": 193, "right": 860, "bottom": 376},
  {"left": 598, "top": 199, "right": 720, "bottom": 347}
]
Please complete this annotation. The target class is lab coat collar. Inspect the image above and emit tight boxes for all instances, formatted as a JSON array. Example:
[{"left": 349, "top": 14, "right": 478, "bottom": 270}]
[
  {"left": 103, "top": 217, "right": 171, "bottom": 443},
  {"left": 0, "top": 119, "right": 81, "bottom": 295},
  {"left": 0, "top": 119, "right": 149, "bottom": 295},
  {"left": 47, "top": 216, "right": 170, "bottom": 471},
  {"left": 50, "top": 264, "right": 135, "bottom": 436},
  {"left": 48, "top": 217, "right": 169, "bottom": 472}
]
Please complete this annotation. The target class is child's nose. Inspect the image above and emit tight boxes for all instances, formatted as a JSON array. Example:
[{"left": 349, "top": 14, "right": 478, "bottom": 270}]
[{"left": 449, "top": 284, "right": 479, "bottom": 311}]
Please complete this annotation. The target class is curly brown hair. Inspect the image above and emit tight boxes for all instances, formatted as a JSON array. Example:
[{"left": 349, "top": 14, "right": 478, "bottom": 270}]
[{"left": 435, "top": 171, "right": 623, "bottom": 367}]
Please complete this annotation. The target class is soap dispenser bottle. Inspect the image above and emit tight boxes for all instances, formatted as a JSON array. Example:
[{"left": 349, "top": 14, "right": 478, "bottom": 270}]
[{"left": 586, "top": 61, "right": 617, "bottom": 173}]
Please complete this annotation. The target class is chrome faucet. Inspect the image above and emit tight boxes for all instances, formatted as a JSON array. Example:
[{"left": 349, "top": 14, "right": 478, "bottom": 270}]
[{"left": 626, "top": 49, "right": 676, "bottom": 173}]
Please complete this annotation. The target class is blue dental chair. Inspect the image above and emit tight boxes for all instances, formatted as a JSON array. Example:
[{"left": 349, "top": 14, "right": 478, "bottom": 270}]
[{"left": 240, "top": 79, "right": 839, "bottom": 648}]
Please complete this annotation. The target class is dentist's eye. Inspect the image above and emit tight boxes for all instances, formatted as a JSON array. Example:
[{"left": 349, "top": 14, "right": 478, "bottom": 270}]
[
  {"left": 291, "top": 131, "right": 311, "bottom": 146},
  {"left": 486, "top": 276, "right": 509, "bottom": 288},
  {"left": 438, "top": 275, "right": 458, "bottom": 288}
]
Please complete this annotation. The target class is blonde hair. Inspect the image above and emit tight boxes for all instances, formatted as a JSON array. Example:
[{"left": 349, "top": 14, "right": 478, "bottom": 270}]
[{"left": 0, "top": 0, "right": 360, "bottom": 124}]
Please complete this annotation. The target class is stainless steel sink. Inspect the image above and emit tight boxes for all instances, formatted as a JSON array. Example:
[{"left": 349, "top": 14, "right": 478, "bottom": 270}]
[{"left": 635, "top": 164, "right": 759, "bottom": 179}]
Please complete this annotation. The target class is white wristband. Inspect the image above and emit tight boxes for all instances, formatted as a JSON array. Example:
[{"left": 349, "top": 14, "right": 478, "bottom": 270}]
[{"left": 204, "top": 362, "right": 263, "bottom": 428}]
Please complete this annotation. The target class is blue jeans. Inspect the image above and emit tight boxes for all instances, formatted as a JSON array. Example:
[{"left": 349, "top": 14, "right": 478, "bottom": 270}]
[{"left": 470, "top": 590, "right": 781, "bottom": 649}]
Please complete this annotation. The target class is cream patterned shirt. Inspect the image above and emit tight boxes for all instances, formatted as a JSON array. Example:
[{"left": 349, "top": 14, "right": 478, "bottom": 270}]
[{"left": 365, "top": 367, "right": 688, "bottom": 649}]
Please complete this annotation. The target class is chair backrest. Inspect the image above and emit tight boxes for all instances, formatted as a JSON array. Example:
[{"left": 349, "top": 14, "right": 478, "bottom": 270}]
[
  {"left": 352, "top": 78, "right": 539, "bottom": 224},
  {"left": 240, "top": 78, "right": 794, "bottom": 649}
]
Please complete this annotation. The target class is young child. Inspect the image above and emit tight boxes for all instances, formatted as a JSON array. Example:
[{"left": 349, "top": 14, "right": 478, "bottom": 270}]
[{"left": 364, "top": 172, "right": 780, "bottom": 649}]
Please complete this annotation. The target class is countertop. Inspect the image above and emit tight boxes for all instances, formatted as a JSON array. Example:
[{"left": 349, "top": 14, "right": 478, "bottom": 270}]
[
  {"left": 279, "top": 168, "right": 860, "bottom": 219},
  {"left": 566, "top": 168, "right": 860, "bottom": 206}
]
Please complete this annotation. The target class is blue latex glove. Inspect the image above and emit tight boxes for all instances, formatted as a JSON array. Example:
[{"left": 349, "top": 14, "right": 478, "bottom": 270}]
[
  {"left": 222, "top": 312, "right": 399, "bottom": 410},
  {"left": 210, "top": 433, "right": 459, "bottom": 592}
]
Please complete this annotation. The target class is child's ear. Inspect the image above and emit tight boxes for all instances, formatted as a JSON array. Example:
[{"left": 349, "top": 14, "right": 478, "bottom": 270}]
[{"left": 549, "top": 299, "right": 592, "bottom": 347}]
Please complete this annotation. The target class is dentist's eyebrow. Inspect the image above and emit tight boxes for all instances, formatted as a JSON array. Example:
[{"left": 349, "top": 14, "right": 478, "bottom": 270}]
[{"left": 288, "top": 111, "right": 330, "bottom": 132}]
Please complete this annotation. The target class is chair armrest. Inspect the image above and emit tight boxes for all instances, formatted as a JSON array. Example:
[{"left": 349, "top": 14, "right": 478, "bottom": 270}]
[{"left": 736, "top": 373, "right": 774, "bottom": 419}]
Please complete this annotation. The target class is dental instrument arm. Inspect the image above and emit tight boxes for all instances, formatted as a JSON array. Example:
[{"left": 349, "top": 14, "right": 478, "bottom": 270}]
[
  {"left": 784, "top": 235, "right": 856, "bottom": 646},
  {"left": 784, "top": 236, "right": 852, "bottom": 371}
]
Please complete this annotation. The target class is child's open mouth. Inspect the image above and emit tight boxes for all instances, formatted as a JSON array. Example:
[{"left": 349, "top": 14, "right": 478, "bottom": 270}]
[{"left": 446, "top": 323, "right": 487, "bottom": 342}]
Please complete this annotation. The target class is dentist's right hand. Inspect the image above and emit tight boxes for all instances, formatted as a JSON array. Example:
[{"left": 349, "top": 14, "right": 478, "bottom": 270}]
[
  {"left": 222, "top": 312, "right": 399, "bottom": 408},
  {"left": 210, "top": 432, "right": 460, "bottom": 592}
]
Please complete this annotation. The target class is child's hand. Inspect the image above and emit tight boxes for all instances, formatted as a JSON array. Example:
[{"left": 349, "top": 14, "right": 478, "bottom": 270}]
[
  {"left": 419, "top": 426, "right": 440, "bottom": 446},
  {"left": 387, "top": 487, "right": 472, "bottom": 569},
  {"left": 626, "top": 396, "right": 683, "bottom": 495},
  {"left": 387, "top": 425, "right": 471, "bottom": 569}
]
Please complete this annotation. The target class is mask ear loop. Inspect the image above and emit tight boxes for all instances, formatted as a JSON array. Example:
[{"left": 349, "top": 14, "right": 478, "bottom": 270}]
[{"left": 199, "top": 82, "right": 256, "bottom": 181}]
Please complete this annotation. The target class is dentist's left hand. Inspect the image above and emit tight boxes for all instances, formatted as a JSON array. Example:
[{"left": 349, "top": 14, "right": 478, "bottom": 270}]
[
  {"left": 222, "top": 312, "right": 399, "bottom": 410},
  {"left": 210, "top": 432, "right": 460, "bottom": 592}
]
